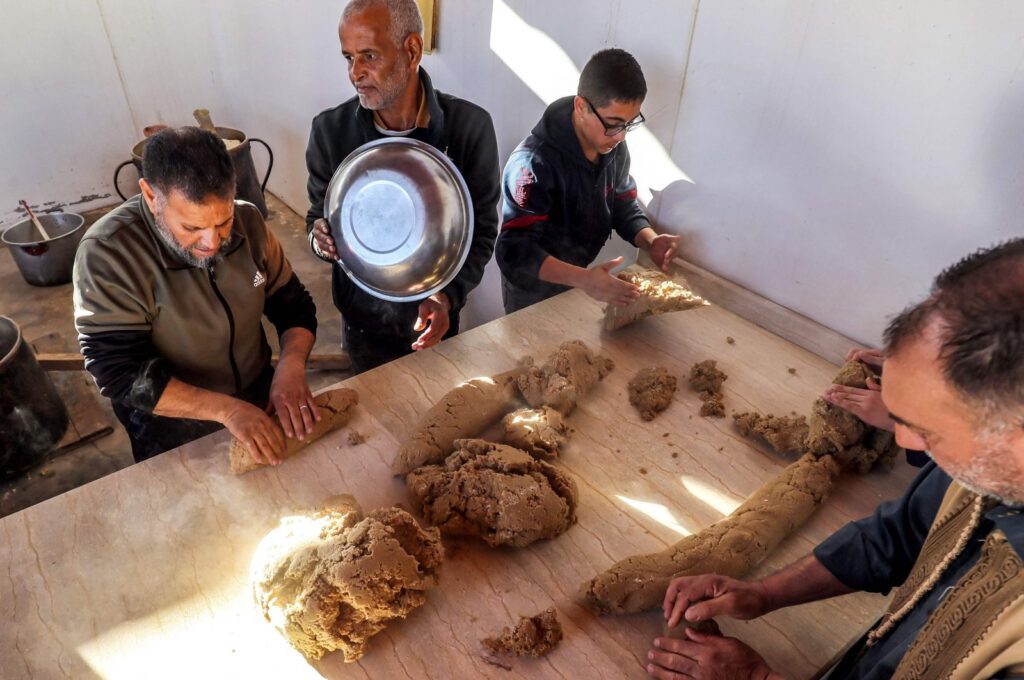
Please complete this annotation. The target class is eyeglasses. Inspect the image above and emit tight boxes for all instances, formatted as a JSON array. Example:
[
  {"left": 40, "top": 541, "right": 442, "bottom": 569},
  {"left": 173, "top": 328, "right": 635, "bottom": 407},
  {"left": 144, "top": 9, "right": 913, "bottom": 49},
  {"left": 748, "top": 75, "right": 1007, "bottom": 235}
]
[{"left": 584, "top": 97, "right": 646, "bottom": 136}]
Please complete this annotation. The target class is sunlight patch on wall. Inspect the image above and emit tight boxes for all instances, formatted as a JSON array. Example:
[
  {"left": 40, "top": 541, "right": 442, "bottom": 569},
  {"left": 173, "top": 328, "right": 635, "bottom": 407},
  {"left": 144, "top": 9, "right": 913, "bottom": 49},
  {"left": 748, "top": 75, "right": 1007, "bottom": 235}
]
[{"left": 489, "top": 0, "right": 692, "bottom": 207}]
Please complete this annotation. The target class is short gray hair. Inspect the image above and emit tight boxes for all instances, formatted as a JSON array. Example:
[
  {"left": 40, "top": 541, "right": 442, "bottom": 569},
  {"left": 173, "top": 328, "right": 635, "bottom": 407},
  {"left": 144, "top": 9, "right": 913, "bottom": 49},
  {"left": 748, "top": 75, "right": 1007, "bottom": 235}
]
[
  {"left": 342, "top": 0, "right": 423, "bottom": 45},
  {"left": 884, "top": 238, "right": 1024, "bottom": 427}
]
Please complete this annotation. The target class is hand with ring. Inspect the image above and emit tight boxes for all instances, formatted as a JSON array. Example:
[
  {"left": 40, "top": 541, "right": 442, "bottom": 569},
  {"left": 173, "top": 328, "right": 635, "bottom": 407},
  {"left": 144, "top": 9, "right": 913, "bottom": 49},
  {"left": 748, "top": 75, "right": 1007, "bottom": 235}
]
[{"left": 268, "top": 360, "right": 320, "bottom": 439}]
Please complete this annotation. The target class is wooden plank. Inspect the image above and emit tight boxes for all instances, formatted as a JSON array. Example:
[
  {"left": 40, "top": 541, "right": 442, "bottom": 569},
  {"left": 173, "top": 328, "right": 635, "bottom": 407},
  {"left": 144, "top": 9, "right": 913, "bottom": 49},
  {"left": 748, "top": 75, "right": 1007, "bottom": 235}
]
[
  {"left": 35, "top": 351, "right": 86, "bottom": 371},
  {"left": 639, "top": 252, "right": 865, "bottom": 365},
  {"left": 29, "top": 334, "right": 113, "bottom": 453}
]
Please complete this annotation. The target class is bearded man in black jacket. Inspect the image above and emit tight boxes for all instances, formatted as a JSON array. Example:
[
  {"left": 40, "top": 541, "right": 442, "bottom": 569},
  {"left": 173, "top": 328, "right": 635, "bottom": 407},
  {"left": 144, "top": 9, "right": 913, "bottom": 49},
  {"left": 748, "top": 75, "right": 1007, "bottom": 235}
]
[{"left": 306, "top": 0, "right": 500, "bottom": 374}]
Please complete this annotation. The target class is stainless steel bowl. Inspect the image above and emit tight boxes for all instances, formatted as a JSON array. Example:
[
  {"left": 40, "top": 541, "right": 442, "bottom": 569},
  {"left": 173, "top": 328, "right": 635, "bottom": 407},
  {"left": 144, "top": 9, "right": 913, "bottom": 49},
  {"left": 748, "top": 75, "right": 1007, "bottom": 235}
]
[{"left": 323, "top": 137, "right": 474, "bottom": 302}]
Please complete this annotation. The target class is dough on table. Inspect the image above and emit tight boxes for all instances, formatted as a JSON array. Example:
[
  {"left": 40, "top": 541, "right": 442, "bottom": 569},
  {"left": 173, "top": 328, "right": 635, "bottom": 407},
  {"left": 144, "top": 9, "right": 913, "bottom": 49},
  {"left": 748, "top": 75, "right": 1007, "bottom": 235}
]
[
  {"left": 230, "top": 387, "right": 359, "bottom": 474},
  {"left": 689, "top": 359, "right": 728, "bottom": 419},
  {"left": 581, "top": 361, "right": 903, "bottom": 615},
  {"left": 406, "top": 439, "right": 579, "bottom": 548},
  {"left": 732, "top": 412, "right": 809, "bottom": 454},
  {"left": 603, "top": 266, "right": 709, "bottom": 331},
  {"left": 391, "top": 364, "right": 526, "bottom": 476},
  {"left": 628, "top": 367, "right": 678, "bottom": 421},
  {"left": 482, "top": 607, "right": 563, "bottom": 657},
  {"left": 502, "top": 406, "right": 568, "bottom": 460},
  {"left": 249, "top": 495, "right": 443, "bottom": 662},
  {"left": 580, "top": 453, "right": 841, "bottom": 614},
  {"left": 516, "top": 340, "right": 614, "bottom": 415},
  {"left": 805, "top": 361, "right": 871, "bottom": 455},
  {"left": 733, "top": 360, "right": 901, "bottom": 467},
  {"left": 699, "top": 394, "right": 726, "bottom": 418},
  {"left": 664, "top": 619, "right": 721, "bottom": 637}
]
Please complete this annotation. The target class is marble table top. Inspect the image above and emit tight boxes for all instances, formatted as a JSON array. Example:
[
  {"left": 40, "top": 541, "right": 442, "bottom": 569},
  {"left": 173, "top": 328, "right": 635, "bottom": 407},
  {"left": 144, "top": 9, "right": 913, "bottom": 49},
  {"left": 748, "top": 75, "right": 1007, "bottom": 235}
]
[{"left": 0, "top": 288, "right": 917, "bottom": 679}]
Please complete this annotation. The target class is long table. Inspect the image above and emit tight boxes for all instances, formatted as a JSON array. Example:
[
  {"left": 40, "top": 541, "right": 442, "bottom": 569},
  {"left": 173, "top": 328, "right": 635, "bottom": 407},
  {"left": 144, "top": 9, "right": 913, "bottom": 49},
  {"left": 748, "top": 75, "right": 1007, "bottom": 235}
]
[{"left": 0, "top": 288, "right": 917, "bottom": 679}]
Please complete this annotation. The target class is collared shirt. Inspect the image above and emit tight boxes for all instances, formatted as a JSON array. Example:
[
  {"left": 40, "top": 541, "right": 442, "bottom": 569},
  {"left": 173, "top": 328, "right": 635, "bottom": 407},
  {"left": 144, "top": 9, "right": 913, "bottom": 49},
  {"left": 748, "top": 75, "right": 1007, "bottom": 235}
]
[
  {"left": 372, "top": 83, "right": 430, "bottom": 136},
  {"left": 815, "top": 462, "right": 1024, "bottom": 679}
]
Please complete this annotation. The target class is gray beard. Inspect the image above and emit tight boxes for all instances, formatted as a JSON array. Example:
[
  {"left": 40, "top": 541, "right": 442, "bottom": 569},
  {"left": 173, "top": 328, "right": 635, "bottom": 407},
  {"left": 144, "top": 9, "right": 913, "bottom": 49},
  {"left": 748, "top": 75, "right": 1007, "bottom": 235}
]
[
  {"left": 941, "top": 441, "right": 1024, "bottom": 508},
  {"left": 153, "top": 209, "right": 233, "bottom": 269},
  {"left": 362, "top": 65, "right": 413, "bottom": 112},
  {"left": 952, "top": 475, "right": 1024, "bottom": 508}
]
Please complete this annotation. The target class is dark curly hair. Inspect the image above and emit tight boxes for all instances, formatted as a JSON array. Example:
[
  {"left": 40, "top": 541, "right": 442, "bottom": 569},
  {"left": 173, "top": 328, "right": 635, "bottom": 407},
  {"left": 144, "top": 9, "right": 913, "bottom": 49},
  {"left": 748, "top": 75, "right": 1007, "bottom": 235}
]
[{"left": 142, "top": 126, "right": 235, "bottom": 202}]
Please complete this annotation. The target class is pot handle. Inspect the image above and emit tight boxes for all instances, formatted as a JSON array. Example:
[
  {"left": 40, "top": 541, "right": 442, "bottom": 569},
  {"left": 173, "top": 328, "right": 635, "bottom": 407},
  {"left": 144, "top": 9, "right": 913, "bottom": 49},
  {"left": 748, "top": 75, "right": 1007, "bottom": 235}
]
[
  {"left": 248, "top": 138, "right": 274, "bottom": 193},
  {"left": 113, "top": 160, "right": 136, "bottom": 200}
]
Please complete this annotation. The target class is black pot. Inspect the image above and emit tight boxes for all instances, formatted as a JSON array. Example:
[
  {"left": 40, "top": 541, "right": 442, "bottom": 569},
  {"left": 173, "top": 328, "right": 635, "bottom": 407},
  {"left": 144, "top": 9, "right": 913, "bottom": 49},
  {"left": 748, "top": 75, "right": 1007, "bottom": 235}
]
[
  {"left": 0, "top": 316, "right": 69, "bottom": 479},
  {"left": 113, "top": 126, "right": 274, "bottom": 217}
]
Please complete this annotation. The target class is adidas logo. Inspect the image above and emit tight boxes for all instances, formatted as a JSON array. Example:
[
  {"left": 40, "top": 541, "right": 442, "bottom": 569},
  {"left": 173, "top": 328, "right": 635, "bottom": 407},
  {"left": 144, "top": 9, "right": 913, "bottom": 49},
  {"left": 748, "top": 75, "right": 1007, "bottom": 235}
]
[{"left": 253, "top": 270, "right": 267, "bottom": 287}]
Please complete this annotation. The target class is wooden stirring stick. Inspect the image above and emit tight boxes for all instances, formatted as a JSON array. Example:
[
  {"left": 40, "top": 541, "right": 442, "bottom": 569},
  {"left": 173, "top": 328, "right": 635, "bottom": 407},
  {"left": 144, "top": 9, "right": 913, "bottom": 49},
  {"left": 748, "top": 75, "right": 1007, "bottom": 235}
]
[
  {"left": 193, "top": 108, "right": 217, "bottom": 133},
  {"left": 18, "top": 200, "right": 51, "bottom": 241}
]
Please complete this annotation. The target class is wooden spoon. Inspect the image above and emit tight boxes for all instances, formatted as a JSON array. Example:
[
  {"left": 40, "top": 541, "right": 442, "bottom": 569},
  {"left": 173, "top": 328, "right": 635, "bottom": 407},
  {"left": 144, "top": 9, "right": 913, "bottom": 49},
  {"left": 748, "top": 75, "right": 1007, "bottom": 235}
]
[
  {"left": 193, "top": 108, "right": 217, "bottom": 133},
  {"left": 18, "top": 200, "right": 51, "bottom": 241}
]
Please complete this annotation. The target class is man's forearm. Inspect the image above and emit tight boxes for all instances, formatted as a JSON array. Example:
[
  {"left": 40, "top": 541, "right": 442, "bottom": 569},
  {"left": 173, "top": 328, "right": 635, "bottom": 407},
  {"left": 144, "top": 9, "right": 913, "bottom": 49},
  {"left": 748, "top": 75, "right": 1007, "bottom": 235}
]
[
  {"left": 152, "top": 377, "right": 243, "bottom": 424},
  {"left": 759, "top": 555, "right": 856, "bottom": 613},
  {"left": 277, "top": 327, "right": 315, "bottom": 367}
]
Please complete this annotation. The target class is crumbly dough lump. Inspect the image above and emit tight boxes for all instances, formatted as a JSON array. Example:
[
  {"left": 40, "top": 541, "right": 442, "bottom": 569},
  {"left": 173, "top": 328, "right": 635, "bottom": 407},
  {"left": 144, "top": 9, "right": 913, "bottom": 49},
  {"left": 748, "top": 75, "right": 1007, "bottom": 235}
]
[
  {"left": 603, "top": 266, "right": 709, "bottom": 331},
  {"left": 502, "top": 406, "right": 568, "bottom": 460},
  {"left": 628, "top": 367, "right": 678, "bottom": 421},
  {"left": 517, "top": 340, "right": 614, "bottom": 415},
  {"left": 250, "top": 496, "right": 443, "bottom": 662},
  {"left": 482, "top": 607, "right": 563, "bottom": 657},
  {"left": 406, "top": 439, "right": 579, "bottom": 548}
]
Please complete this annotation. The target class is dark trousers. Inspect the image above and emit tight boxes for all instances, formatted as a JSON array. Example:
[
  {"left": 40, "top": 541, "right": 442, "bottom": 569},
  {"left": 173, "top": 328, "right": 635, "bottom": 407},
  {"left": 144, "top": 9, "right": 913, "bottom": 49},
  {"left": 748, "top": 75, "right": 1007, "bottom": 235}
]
[
  {"left": 112, "top": 366, "right": 274, "bottom": 463},
  {"left": 501, "top": 276, "right": 569, "bottom": 315},
  {"left": 343, "top": 315, "right": 460, "bottom": 375}
]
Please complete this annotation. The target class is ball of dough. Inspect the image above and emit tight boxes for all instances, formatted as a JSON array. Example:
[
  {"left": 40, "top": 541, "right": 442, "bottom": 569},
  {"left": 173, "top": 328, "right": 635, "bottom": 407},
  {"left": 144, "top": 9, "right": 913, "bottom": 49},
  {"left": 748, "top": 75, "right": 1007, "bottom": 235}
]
[
  {"left": 250, "top": 497, "right": 443, "bottom": 662},
  {"left": 407, "top": 439, "right": 579, "bottom": 548}
]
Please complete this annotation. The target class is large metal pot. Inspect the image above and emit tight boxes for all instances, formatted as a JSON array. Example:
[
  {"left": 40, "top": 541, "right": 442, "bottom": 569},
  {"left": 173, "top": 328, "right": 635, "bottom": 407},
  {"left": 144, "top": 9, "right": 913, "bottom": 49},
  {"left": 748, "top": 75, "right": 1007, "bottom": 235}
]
[
  {"left": 1, "top": 212, "right": 87, "bottom": 287},
  {"left": 113, "top": 126, "right": 274, "bottom": 217},
  {"left": 0, "top": 316, "right": 69, "bottom": 479}
]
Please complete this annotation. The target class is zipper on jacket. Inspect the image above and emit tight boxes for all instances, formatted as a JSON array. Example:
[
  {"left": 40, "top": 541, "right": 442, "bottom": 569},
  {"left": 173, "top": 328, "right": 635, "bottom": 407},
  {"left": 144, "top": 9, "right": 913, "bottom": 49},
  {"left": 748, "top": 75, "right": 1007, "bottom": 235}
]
[{"left": 208, "top": 266, "right": 242, "bottom": 394}]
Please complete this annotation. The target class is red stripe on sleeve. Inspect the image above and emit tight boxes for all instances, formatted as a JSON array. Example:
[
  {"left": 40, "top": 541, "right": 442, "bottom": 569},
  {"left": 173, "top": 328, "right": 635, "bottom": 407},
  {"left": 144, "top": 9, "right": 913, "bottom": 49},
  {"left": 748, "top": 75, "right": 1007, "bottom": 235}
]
[
  {"left": 501, "top": 214, "right": 548, "bottom": 231},
  {"left": 615, "top": 189, "right": 638, "bottom": 201}
]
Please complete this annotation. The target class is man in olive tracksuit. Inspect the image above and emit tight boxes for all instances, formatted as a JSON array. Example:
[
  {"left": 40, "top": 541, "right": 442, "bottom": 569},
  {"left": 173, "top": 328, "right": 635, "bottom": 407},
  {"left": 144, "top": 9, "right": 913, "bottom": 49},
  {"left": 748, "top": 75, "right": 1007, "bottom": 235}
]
[
  {"left": 74, "top": 127, "right": 319, "bottom": 464},
  {"left": 307, "top": 0, "right": 499, "bottom": 374}
]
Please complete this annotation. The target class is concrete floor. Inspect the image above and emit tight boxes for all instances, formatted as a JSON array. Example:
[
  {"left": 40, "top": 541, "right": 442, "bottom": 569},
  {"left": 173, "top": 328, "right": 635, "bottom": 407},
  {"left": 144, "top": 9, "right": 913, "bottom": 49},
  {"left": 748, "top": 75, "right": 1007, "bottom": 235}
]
[{"left": 0, "top": 193, "right": 347, "bottom": 517}]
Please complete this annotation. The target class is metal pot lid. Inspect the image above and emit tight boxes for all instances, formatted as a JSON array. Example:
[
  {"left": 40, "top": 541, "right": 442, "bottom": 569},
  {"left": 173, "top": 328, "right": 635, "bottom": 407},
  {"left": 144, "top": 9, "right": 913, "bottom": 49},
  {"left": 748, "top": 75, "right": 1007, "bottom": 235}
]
[{"left": 323, "top": 137, "right": 473, "bottom": 302}]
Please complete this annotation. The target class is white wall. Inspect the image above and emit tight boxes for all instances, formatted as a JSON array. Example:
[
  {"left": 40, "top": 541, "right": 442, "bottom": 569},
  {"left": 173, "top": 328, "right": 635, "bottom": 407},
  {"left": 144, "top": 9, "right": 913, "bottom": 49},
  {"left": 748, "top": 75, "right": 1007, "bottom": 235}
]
[
  {"left": 418, "top": 0, "right": 698, "bottom": 327},
  {"left": 656, "top": 0, "right": 1024, "bottom": 344},
  {"left": 0, "top": 1, "right": 136, "bottom": 225},
  {"left": 4, "top": 0, "right": 1022, "bottom": 344},
  {"left": 91, "top": 0, "right": 344, "bottom": 214}
]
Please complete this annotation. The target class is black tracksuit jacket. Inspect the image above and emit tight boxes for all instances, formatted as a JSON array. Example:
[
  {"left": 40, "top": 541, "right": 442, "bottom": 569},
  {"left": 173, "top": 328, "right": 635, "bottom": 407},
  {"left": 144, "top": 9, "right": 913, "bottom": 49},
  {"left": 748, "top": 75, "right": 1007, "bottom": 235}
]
[{"left": 495, "top": 96, "right": 650, "bottom": 313}]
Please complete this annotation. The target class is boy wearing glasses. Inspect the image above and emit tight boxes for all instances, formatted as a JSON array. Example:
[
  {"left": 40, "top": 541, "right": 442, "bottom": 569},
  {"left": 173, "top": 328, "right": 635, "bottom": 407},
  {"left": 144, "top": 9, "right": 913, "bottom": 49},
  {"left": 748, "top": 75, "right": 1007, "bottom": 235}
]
[{"left": 496, "top": 48, "right": 681, "bottom": 314}]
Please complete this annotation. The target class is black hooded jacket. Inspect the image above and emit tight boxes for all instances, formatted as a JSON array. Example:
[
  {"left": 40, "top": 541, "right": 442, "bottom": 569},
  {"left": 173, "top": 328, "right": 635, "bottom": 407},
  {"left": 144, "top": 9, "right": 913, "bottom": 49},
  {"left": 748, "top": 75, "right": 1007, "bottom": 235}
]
[
  {"left": 495, "top": 96, "right": 650, "bottom": 312},
  {"left": 305, "top": 68, "right": 500, "bottom": 334}
]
